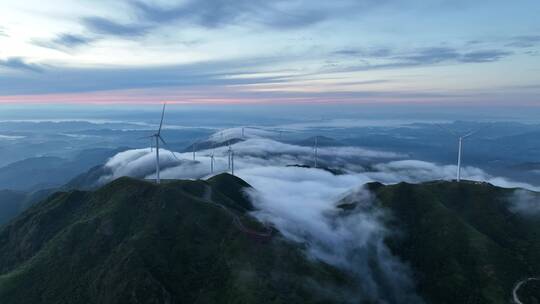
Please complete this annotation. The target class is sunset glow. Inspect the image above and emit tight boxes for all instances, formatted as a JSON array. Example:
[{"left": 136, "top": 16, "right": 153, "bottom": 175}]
[{"left": 0, "top": 1, "right": 539, "bottom": 105}]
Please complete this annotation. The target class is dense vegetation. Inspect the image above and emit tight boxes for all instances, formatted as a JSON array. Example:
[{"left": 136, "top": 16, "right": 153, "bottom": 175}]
[
  {"left": 361, "top": 181, "right": 540, "bottom": 304},
  {"left": 1, "top": 174, "right": 539, "bottom": 303},
  {"left": 0, "top": 174, "right": 353, "bottom": 304}
]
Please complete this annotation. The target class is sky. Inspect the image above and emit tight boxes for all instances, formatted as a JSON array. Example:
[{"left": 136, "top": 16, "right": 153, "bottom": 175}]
[{"left": 0, "top": 0, "right": 539, "bottom": 106}]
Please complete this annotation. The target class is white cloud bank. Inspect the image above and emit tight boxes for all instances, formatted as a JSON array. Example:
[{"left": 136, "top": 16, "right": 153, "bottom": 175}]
[
  {"left": 242, "top": 167, "right": 422, "bottom": 302},
  {"left": 97, "top": 136, "right": 539, "bottom": 303},
  {"left": 509, "top": 189, "right": 540, "bottom": 215},
  {"left": 0, "top": 134, "right": 26, "bottom": 140}
]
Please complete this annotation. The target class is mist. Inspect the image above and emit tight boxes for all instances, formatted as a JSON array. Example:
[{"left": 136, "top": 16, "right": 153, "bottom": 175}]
[
  {"left": 242, "top": 167, "right": 423, "bottom": 302},
  {"left": 91, "top": 132, "right": 540, "bottom": 302},
  {"left": 508, "top": 189, "right": 540, "bottom": 215}
]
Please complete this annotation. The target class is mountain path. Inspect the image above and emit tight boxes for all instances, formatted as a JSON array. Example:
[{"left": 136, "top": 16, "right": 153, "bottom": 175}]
[{"left": 513, "top": 277, "right": 539, "bottom": 304}]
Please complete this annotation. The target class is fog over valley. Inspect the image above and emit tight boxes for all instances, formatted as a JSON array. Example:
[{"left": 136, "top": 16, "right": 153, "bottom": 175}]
[
  {"left": 2, "top": 0, "right": 540, "bottom": 302},
  {"left": 0, "top": 106, "right": 539, "bottom": 302}
]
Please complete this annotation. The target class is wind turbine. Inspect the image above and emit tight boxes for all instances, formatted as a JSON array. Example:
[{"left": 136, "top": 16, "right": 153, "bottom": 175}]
[
  {"left": 209, "top": 142, "right": 215, "bottom": 174},
  {"left": 230, "top": 149, "right": 235, "bottom": 176},
  {"left": 227, "top": 141, "right": 232, "bottom": 170},
  {"left": 192, "top": 139, "right": 198, "bottom": 161},
  {"left": 313, "top": 136, "right": 318, "bottom": 168},
  {"left": 437, "top": 125, "right": 483, "bottom": 182},
  {"left": 210, "top": 151, "right": 215, "bottom": 174},
  {"left": 143, "top": 103, "right": 179, "bottom": 184},
  {"left": 455, "top": 131, "right": 481, "bottom": 182},
  {"left": 153, "top": 104, "right": 166, "bottom": 184},
  {"left": 225, "top": 141, "right": 235, "bottom": 175}
]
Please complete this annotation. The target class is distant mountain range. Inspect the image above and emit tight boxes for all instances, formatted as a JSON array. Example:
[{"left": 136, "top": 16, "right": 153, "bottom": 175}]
[
  {"left": 0, "top": 190, "right": 25, "bottom": 225},
  {"left": 0, "top": 174, "right": 538, "bottom": 303},
  {"left": 0, "top": 188, "right": 57, "bottom": 226},
  {"left": 290, "top": 135, "right": 343, "bottom": 147},
  {"left": 0, "top": 147, "right": 127, "bottom": 191},
  {"left": 0, "top": 148, "right": 129, "bottom": 226}
]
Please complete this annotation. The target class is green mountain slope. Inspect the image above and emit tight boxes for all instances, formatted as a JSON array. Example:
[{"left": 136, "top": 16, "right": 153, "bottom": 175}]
[
  {"left": 348, "top": 181, "right": 540, "bottom": 304},
  {"left": 0, "top": 174, "right": 353, "bottom": 304},
  {"left": 2, "top": 174, "right": 539, "bottom": 303}
]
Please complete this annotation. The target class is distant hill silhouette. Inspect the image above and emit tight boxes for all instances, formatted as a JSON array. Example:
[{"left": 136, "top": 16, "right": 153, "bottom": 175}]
[{"left": 0, "top": 147, "right": 126, "bottom": 191}]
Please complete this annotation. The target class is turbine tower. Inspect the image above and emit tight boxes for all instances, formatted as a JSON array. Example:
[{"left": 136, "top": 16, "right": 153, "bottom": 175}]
[
  {"left": 209, "top": 142, "right": 216, "bottom": 174},
  {"left": 154, "top": 104, "right": 166, "bottom": 184},
  {"left": 192, "top": 140, "right": 197, "bottom": 161},
  {"left": 437, "top": 124, "right": 483, "bottom": 182},
  {"left": 210, "top": 152, "right": 215, "bottom": 173},
  {"left": 227, "top": 142, "right": 232, "bottom": 170},
  {"left": 313, "top": 136, "right": 318, "bottom": 168},
  {"left": 230, "top": 149, "right": 235, "bottom": 176}
]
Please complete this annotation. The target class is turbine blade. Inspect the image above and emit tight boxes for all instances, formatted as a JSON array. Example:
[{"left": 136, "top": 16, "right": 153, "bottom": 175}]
[
  {"left": 462, "top": 124, "right": 491, "bottom": 139},
  {"left": 158, "top": 135, "right": 180, "bottom": 161},
  {"left": 157, "top": 103, "right": 166, "bottom": 135},
  {"left": 158, "top": 135, "right": 167, "bottom": 145},
  {"left": 462, "top": 131, "right": 476, "bottom": 138}
]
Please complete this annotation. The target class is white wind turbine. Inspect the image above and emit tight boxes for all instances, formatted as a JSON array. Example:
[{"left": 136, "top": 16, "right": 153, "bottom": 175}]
[
  {"left": 192, "top": 139, "right": 198, "bottom": 161},
  {"left": 210, "top": 151, "right": 215, "bottom": 174},
  {"left": 225, "top": 139, "right": 236, "bottom": 175},
  {"left": 227, "top": 141, "right": 232, "bottom": 170},
  {"left": 437, "top": 125, "right": 483, "bottom": 182},
  {"left": 230, "top": 149, "right": 235, "bottom": 176},
  {"left": 143, "top": 103, "right": 179, "bottom": 184},
  {"left": 313, "top": 135, "right": 319, "bottom": 168},
  {"left": 209, "top": 142, "right": 215, "bottom": 174}
]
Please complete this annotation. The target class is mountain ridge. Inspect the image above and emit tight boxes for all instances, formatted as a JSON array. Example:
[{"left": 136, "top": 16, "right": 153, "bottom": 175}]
[
  {"left": 1, "top": 175, "right": 539, "bottom": 303},
  {"left": 0, "top": 174, "right": 354, "bottom": 304},
  {"left": 341, "top": 180, "right": 540, "bottom": 304}
]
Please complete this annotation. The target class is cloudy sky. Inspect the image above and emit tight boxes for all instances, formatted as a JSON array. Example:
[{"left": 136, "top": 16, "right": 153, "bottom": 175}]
[{"left": 0, "top": 0, "right": 539, "bottom": 105}]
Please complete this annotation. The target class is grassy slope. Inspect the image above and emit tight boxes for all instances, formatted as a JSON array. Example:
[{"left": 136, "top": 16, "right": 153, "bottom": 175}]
[
  {"left": 0, "top": 174, "right": 353, "bottom": 304},
  {"left": 367, "top": 181, "right": 540, "bottom": 304}
]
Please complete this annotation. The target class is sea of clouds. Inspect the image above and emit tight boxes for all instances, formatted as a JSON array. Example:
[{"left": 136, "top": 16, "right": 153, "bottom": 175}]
[{"left": 96, "top": 129, "right": 539, "bottom": 303}]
